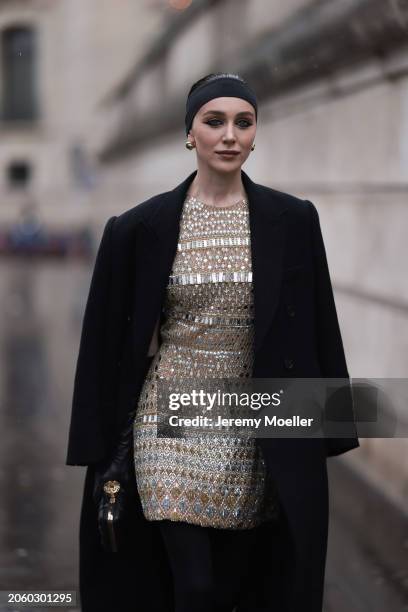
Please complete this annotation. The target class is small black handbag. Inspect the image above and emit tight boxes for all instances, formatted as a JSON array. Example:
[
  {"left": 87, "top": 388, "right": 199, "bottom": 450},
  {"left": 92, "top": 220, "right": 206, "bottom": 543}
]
[
  {"left": 93, "top": 435, "right": 138, "bottom": 554},
  {"left": 96, "top": 479, "right": 129, "bottom": 553},
  {"left": 94, "top": 354, "right": 155, "bottom": 553}
]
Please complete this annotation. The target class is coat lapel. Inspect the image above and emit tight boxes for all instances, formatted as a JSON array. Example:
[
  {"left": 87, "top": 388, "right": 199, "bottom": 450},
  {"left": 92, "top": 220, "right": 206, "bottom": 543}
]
[{"left": 136, "top": 169, "right": 289, "bottom": 355}]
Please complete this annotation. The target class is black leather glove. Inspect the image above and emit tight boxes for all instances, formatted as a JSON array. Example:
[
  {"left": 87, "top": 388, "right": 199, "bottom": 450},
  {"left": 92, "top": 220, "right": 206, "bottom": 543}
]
[{"left": 92, "top": 355, "right": 155, "bottom": 507}]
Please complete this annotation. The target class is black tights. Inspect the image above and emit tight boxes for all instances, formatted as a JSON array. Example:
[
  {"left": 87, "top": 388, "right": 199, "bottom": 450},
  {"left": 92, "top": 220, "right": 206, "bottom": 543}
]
[{"left": 158, "top": 519, "right": 259, "bottom": 612}]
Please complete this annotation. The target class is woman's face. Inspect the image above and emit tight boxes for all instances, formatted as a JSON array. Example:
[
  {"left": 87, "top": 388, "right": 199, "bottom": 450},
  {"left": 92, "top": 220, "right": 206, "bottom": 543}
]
[{"left": 188, "top": 97, "right": 256, "bottom": 173}]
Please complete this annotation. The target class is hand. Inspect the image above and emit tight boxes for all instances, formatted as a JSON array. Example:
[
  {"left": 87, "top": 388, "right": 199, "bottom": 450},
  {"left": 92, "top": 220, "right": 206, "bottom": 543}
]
[
  {"left": 92, "top": 354, "right": 155, "bottom": 506},
  {"left": 92, "top": 413, "right": 134, "bottom": 507}
]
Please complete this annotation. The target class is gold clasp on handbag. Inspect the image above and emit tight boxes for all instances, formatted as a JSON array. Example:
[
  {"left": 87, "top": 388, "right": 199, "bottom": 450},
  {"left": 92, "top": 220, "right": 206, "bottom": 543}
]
[{"left": 103, "top": 480, "right": 121, "bottom": 504}]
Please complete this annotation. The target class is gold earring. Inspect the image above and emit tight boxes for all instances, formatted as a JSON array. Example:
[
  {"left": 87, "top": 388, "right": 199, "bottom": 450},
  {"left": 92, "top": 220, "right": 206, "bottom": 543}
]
[
  {"left": 185, "top": 140, "right": 195, "bottom": 150},
  {"left": 250, "top": 143, "right": 255, "bottom": 151}
]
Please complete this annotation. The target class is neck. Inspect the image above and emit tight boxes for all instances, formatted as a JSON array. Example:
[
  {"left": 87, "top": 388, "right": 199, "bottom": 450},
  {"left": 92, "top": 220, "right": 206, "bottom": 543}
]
[{"left": 187, "top": 165, "right": 246, "bottom": 207}]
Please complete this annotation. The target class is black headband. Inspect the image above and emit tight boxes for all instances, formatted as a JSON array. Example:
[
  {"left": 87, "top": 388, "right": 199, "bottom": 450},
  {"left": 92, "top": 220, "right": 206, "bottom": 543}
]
[{"left": 185, "top": 75, "right": 258, "bottom": 136}]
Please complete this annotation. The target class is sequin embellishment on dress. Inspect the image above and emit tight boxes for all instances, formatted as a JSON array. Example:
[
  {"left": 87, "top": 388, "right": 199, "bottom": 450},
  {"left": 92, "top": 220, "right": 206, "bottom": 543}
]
[{"left": 133, "top": 195, "right": 279, "bottom": 529}]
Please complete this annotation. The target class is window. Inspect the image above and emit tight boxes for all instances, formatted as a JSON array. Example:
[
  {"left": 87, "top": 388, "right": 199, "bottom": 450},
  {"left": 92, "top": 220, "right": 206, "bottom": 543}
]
[
  {"left": 1, "top": 26, "right": 38, "bottom": 121},
  {"left": 7, "top": 160, "right": 32, "bottom": 188}
]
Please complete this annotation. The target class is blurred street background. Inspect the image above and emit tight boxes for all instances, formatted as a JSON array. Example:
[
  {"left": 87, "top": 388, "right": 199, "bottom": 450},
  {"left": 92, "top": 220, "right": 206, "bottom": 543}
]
[{"left": 0, "top": 0, "right": 407, "bottom": 610}]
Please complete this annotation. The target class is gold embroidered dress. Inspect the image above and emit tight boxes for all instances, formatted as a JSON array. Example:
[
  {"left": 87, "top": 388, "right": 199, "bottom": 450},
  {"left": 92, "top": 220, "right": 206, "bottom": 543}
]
[{"left": 133, "top": 193, "right": 278, "bottom": 529}]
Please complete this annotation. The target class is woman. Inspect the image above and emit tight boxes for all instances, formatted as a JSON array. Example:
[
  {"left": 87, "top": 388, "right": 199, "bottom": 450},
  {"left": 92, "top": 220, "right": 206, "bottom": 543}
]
[{"left": 66, "top": 72, "right": 359, "bottom": 612}]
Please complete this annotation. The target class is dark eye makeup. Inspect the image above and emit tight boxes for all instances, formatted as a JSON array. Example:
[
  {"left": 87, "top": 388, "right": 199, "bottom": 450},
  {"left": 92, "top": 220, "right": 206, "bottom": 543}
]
[{"left": 205, "top": 118, "right": 253, "bottom": 128}]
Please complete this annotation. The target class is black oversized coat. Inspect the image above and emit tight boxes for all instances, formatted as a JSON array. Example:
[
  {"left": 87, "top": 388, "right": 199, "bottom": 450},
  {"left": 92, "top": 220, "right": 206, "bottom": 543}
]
[{"left": 66, "top": 169, "right": 359, "bottom": 612}]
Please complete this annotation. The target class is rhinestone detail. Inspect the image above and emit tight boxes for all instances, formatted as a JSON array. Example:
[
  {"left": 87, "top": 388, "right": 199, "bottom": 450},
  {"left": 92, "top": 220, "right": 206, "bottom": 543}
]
[
  {"left": 168, "top": 270, "right": 253, "bottom": 286},
  {"left": 133, "top": 193, "right": 279, "bottom": 529}
]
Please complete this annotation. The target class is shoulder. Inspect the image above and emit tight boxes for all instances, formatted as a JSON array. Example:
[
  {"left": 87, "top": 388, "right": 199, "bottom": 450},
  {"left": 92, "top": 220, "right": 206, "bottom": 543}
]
[
  {"left": 106, "top": 189, "right": 172, "bottom": 240},
  {"left": 256, "top": 181, "right": 314, "bottom": 222},
  {"left": 120, "top": 189, "right": 172, "bottom": 222}
]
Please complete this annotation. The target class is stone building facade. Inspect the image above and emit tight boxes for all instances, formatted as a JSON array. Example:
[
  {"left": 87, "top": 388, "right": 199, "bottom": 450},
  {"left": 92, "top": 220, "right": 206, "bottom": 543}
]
[{"left": 0, "top": 0, "right": 165, "bottom": 227}]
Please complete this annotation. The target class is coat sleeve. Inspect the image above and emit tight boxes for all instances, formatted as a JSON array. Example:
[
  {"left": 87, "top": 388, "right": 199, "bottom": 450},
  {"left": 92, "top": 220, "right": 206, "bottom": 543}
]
[
  {"left": 66, "top": 215, "right": 117, "bottom": 466},
  {"left": 306, "top": 200, "right": 359, "bottom": 457}
]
